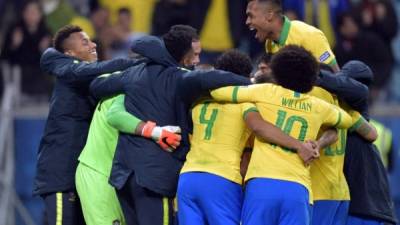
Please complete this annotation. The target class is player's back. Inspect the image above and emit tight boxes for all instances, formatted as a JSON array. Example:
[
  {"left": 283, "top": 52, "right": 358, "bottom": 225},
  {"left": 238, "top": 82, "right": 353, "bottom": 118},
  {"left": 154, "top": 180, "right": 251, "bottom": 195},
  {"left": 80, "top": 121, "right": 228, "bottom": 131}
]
[
  {"left": 308, "top": 87, "right": 352, "bottom": 201},
  {"left": 181, "top": 100, "right": 254, "bottom": 184},
  {"left": 242, "top": 84, "right": 351, "bottom": 196},
  {"left": 78, "top": 96, "right": 120, "bottom": 177}
]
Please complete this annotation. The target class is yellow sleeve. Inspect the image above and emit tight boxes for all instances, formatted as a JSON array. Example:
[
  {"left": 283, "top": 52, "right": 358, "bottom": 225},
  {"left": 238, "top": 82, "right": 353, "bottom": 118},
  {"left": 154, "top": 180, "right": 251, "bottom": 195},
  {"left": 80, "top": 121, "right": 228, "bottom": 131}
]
[
  {"left": 307, "top": 30, "right": 337, "bottom": 66},
  {"left": 321, "top": 102, "right": 353, "bottom": 129},
  {"left": 211, "top": 85, "right": 258, "bottom": 103}
]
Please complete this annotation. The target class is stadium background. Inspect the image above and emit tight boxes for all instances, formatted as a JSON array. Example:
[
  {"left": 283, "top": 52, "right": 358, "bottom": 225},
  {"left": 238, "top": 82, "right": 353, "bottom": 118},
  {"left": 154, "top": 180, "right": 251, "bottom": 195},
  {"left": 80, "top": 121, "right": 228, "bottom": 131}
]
[{"left": 0, "top": 0, "right": 399, "bottom": 224}]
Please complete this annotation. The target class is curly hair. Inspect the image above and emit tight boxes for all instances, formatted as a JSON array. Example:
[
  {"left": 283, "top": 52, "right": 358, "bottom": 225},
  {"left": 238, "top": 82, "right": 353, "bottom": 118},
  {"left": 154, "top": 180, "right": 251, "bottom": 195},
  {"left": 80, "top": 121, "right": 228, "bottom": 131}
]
[
  {"left": 271, "top": 45, "right": 319, "bottom": 93},
  {"left": 162, "top": 25, "right": 199, "bottom": 63},
  {"left": 214, "top": 50, "right": 253, "bottom": 77},
  {"left": 53, "top": 25, "right": 83, "bottom": 53}
]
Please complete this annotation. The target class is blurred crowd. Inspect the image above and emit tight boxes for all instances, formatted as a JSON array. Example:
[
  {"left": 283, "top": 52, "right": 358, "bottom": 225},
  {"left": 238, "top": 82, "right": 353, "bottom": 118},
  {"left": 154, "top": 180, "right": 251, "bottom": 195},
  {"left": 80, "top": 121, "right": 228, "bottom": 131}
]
[{"left": 0, "top": 0, "right": 398, "bottom": 104}]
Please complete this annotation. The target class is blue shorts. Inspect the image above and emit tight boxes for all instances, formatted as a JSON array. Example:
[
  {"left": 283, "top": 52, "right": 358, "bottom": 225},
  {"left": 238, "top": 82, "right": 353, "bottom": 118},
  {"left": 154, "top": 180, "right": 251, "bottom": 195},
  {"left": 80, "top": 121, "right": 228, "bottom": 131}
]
[
  {"left": 177, "top": 172, "right": 242, "bottom": 225},
  {"left": 312, "top": 200, "right": 349, "bottom": 225},
  {"left": 346, "top": 215, "right": 384, "bottom": 225},
  {"left": 242, "top": 178, "right": 311, "bottom": 225}
]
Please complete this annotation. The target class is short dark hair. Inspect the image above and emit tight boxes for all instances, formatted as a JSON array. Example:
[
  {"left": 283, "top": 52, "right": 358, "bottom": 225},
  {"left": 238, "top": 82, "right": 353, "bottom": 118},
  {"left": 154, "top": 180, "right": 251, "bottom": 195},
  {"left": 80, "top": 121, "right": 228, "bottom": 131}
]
[
  {"left": 257, "top": 53, "right": 272, "bottom": 65},
  {"left": 215, "top": 50, "right": 253, "bottom": 77},
  {"left": 271, "top": 45, "right": 319, "bottom": 93},
  {"left": 248, "top": 0, "right": 282, "bottom": 12},
  {"left": 53, "top": 25, "right": 83, "bottom": 52},
  {"left": 162, "top": 25, "right": 199, "bottom": 63},
  {"left": 118, "top": 7, "right": 131, "bottom": 16}
]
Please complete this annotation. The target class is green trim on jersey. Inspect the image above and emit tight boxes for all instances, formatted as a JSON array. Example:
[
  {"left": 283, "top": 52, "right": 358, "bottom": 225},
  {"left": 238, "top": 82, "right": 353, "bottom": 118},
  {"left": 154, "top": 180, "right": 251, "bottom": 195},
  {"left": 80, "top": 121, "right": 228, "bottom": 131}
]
[
  {"left": 328, "top": 58, "right": 338, "bottom": 66},
  {"left": 232, "top": 86, "right": 239, "bottom": 103},
  {"left": 243, "top": 107, "right": 259, "bottom": 120},
  {"left": 349, "top": 117, "right": 365, "bottom": 132},
  {"left": 278, "top": 16, "right": 291, "bottom": 45},
  {"left": 333, "top": 112, "right": 342, "bottom": 127}
]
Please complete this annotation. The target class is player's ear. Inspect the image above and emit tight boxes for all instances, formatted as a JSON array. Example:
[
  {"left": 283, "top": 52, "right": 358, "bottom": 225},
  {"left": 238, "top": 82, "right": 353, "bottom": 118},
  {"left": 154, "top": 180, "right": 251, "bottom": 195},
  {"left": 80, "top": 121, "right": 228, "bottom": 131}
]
[
  {"left": 266, "top": 11, "right": 275, "bottom": 21},
  {"left": 64, "top": 49, "right": 75, "bottom": 57}
]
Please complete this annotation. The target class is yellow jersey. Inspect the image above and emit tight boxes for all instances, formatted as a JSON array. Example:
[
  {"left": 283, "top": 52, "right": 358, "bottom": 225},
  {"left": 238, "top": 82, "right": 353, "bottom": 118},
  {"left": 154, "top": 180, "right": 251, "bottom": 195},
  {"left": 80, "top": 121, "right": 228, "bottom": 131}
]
[
  {"left": 266, "top": 16, "right": 337, "bottom": 66},
  {"left": 308, "top": 87, "right": 364, "bottom": 201},
  {"left": 181, "top": 100, "right": 257, "bottom": 184},
  {"left": 211, "top": 84, "right": 352, "bottom": 200}
]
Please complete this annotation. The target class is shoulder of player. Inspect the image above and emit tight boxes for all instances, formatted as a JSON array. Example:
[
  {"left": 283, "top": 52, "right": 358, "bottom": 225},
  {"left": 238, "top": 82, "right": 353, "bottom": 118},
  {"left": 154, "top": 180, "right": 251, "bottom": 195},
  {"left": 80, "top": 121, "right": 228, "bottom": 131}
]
[
  {"left": 291, "top": 20, "right": 325, "bottom": 37},
  {"left": 302, "top": 92, "right": 337, "bottom": 112},
  {"left": 308, "top": 86, "right": 337, "bottom": 104}
]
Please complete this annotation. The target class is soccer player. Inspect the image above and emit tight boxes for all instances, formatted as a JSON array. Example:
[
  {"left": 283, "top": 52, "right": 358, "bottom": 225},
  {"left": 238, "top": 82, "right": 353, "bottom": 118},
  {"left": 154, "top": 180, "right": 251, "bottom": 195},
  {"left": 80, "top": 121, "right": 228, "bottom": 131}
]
[
  {"left": 177, "top": 50, "right": 318, "bottom": 225},
  {"left": 211, "top": 45, "right": 353, "bottom": 225},
  {"left": 309, "top": 81, "right": 377, "bottom": 225},
  {"left": 76, "top": 93, "right": 181, "bottom": 225},
  {"left": 33, "top": 25, "right": 141, "bottom": 225},
  {"left": 245, "top": 0, "right": 339, "bottom": 72},
  {"left": 252, "top": 53, "right": 273, "bottom": 84},
  {"left": 337, "top": 61, "right": 397, "bottom": 225},
  {"left": 89, "top": 26, "right": 251, "bottom": 225}
]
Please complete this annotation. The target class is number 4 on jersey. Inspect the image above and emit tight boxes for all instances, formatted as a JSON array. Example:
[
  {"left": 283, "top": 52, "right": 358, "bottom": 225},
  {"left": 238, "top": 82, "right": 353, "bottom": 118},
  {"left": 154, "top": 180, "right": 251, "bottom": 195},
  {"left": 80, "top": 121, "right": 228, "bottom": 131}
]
[{"left": 199, "top": 102, "right": 219, "bottom": 140}]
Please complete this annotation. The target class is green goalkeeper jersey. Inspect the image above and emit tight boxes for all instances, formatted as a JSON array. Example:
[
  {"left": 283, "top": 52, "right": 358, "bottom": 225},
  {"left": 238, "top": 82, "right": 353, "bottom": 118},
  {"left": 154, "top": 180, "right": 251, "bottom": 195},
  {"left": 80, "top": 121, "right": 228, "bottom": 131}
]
[{"left": 78, "top": 94, "right": 141, "bottom": 177}]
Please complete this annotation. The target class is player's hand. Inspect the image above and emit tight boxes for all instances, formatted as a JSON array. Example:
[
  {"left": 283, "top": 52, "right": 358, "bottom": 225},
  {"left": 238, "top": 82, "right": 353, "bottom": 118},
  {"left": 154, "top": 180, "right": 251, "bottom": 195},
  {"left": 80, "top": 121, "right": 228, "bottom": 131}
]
[
  {"left": 297, "top": 141, "right": 319, "bottom": 166},
  {"left": 141, "top": 121, "right": 182, "bottom": 152}
]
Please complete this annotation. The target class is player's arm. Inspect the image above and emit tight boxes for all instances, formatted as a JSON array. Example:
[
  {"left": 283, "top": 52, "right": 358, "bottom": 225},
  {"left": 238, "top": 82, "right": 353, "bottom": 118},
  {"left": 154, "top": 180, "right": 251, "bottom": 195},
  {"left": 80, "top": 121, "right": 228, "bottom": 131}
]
[
  {"left": 211, "top": 84, "right": 266, "bottom": 103},
  {"left": 322, "top": 102, "right": 353, "bottom": 129},
  {"left": 177, "top": 69, "right": 251, "bottom": 105},
  {"left": 317, "top": 70, "right": 368, "bottom": 112},
  {"left": 348, "top": 111, "right": 378, "bottom": 142},
  {"left": 40, "top": 48, "right": 144, "bottom": 82},
  {"left": 244, "top": 110, "right": 319, "bottom": 164},
  {"left": 105, "top": 95, "right": 181, "bottom": 152},
  {"left": 89, "top": 69, "right": 130, "bottom": 100},
  {"left": 308, "top": 31, "right": 339, "bottom": 72},
  {"left": 315, "top": 129, "right": 338, "bottom": 149}
]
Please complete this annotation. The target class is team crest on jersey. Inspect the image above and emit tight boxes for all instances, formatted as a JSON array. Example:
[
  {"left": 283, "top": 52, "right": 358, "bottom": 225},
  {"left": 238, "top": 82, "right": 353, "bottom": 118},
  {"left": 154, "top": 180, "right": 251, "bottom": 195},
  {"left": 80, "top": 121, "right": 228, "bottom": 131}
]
[
  {"left": 319, "top": 51, "right": 331, "bottom": 62},
  {"left": 112, "top": 220, "right": 121, "bottom": 225}
]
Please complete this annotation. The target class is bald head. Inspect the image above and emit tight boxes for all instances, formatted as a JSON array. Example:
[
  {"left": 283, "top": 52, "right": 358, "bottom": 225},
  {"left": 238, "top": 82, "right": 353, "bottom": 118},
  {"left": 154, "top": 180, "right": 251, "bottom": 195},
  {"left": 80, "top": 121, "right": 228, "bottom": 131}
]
[
  {"left": 248, "top": 0, "right": 282, "bottom": 12},
  {"left": 246, "top": 0, "right": 283, "bottom": 42}
]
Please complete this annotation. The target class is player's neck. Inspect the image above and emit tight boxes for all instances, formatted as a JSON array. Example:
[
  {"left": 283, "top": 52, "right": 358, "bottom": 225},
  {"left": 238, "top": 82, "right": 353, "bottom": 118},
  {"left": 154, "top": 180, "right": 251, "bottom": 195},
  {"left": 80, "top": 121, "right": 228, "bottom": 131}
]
[{"left": 272, "top": 16, "right": 285, "bottom": 42}]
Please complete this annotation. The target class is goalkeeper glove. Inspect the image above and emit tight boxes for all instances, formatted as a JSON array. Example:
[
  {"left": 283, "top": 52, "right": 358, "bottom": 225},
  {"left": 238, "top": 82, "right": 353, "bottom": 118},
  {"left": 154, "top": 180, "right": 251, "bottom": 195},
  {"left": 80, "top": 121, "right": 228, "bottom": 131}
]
[{"left": 141, "top": 121, "right": 182, "bottom": 152}]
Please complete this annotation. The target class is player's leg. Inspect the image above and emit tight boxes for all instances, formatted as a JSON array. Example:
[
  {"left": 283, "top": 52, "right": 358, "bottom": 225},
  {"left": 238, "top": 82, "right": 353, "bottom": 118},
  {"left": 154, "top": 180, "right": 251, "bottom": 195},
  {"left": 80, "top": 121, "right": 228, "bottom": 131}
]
[
  {"left": 178, "top": 172, "right": 242, "bottom": 225},
  {"left": 120, "top": 172, "right": 174, "bottom": 225},
  {"left": 116, "top": 178, "right": 138, "bottom": 225},
  {"left": 346, "top": 215, "right": 385, "bottom": 225},
  {"left": 198, "top": 173, "right": 242, "bottom": 225},
  {"left": 312, "top": 200, "right": 349, "bottom": 225},
  {"left": 242, "top": 178, "right": 310, "bottom": 225},
  {"left": 42, "top": 191, "right": 85, "bottom": 225},
  {"left": 75, "top": 162, "right": 126, "bottom": 225},
  {"left": 177, "top": 172, "right": 207, "bottom": 225},
  {"left": 275, "top": 179, "right": 310, "bottom": 225},
  {"left": 334, "top": 201, "right": 350, "bottom": 225},
  {"left": 241, "top": 178, "right": 280, "bottom": 225}
]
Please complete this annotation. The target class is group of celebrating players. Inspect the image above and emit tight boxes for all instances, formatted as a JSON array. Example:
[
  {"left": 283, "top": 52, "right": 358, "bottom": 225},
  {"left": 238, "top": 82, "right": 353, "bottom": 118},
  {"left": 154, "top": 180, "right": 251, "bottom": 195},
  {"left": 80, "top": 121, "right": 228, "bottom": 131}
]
[{"left": 32, "top": 0, "right": 398, "bottom": 225}]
